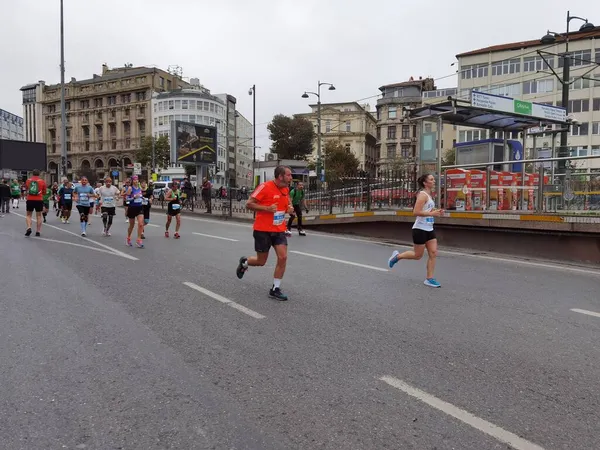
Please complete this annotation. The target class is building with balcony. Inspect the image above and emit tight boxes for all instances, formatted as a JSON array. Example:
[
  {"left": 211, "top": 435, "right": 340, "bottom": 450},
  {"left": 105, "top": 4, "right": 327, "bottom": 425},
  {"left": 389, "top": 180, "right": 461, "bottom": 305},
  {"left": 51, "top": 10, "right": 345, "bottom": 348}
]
[
  {"left": 376, "top": 77, "right": 436, "bottom": 170},
  {"left": 0, "top": 109, "right": 24, "bottom": 141},
  {"left": 24, "top": 64, "right": 187, "bottom": 182},
  {"left": 234, "top": 111, "right": 254, "bottom": 189},
  {"left": 295, "top": 102, "right": 378, "bottom": 175},
  {"left": 456, "top": 25, "right": 600, "bottom": 170}
]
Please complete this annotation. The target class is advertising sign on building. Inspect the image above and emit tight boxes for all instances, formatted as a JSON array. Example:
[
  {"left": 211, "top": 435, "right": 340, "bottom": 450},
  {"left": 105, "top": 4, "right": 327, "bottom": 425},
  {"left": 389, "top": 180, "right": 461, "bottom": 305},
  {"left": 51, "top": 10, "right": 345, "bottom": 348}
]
[{"left": 172, "top": 121, "right": 217, "bottom": 165}]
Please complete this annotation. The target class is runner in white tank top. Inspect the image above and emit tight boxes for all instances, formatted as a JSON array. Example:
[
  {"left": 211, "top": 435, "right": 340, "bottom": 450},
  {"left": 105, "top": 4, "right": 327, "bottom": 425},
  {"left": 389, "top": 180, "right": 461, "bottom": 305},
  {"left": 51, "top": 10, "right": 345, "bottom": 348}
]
[{"left": 387, "top": 174, "right": 444, "bottom": 288}]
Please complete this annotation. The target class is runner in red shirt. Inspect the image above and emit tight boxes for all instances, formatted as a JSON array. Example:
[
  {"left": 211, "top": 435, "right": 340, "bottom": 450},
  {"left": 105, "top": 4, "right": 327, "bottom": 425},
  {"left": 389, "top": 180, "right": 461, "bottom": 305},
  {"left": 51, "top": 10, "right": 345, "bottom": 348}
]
[
  {"left": 24, "top": 169, "right": 48, "bottom": 237},
  {"left": 236, "top": 165, "right": 294, "bottom": 300}
]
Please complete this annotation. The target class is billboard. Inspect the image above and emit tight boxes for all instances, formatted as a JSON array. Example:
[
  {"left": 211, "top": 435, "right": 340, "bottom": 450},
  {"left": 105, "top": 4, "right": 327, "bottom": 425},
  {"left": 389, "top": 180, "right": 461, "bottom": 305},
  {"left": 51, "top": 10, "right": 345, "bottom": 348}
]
[
  {"left": 172, "top": 121, "right": 217, "bottom": 165},
  {"left": 0, "top": 139, "right": 47, "bottom": 171}
]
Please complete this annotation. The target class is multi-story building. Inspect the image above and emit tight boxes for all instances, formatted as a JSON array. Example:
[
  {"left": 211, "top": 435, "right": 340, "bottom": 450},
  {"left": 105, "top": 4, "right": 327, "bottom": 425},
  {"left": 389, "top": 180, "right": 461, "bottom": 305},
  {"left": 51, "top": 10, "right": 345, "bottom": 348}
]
[
  {"left": 150, "top": 84, "right": 250, "bottom": 187},
  {"left": 151, "top": 79, "right": 227, "bottom": 184},
  {"left": 25, "top": 64, "right": 187, "bottom": 181},
  {"left": 20, "top": 82, "right": 45, "bottom": 142},
  {"left": 456, "top": 26, "right": 600, "bottom": 169},
  {"left": 295, "top": 102, "right": 378, "bottom": 175},
  {"left": 0, "top": 109, "right": 24, "bottom": 141},
  {"left": 376, "top": 77, "right": 436, "bottom": 170},
  {"left": 234, "top": 111, "right": 254, "bottom": 189}
]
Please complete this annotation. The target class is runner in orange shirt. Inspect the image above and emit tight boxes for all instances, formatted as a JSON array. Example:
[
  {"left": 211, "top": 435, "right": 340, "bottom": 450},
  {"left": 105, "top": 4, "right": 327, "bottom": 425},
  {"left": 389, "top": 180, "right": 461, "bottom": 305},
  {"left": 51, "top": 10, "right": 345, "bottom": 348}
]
[{"left": 236, "top": 165, "right": 294, "bottom": 300}]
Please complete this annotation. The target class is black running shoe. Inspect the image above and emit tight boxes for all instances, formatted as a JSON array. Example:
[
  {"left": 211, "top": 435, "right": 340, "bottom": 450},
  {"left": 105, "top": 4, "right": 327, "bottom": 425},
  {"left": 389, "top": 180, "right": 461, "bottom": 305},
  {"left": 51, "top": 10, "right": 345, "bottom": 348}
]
[
  {"left": 35, "top": 232, "right": 40, "bottom": 237},
  {"left": 236, "top": 257, "right": 248, "bottom": 279},
  {"left": 269, "top": 287, "right": 288, "bottom": 301},
  {"left": 25, "top": 228, "right": 32, "bottom": 237}
]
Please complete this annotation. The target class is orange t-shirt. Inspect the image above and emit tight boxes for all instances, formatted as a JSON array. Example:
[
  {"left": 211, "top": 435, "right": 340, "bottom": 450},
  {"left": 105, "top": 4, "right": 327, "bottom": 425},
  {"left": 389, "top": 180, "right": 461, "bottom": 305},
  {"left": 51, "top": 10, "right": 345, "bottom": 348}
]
[
  {"left": 26, "top": 176, "right": 47, "bottom": 201},
  {"left": 251, "top": 180, "right": 290, "bottom": 232}
]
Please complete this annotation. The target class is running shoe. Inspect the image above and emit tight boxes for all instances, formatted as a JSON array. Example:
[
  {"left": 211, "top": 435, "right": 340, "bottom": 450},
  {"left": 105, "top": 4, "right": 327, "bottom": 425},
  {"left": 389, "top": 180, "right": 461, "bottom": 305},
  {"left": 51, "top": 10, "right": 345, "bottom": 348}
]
[
  {"left": 269, "top": 287, "right": 288, "bottom": 301},
  {"left": 25, "top": 228, "right": 32, "bottom": 237},
  {"left": 424, "top": 278, "right": 441, "bottom": 288},
  {"left": 35, "top": 232, "right": 40, "bottom": 237},
  {"left": 136, "top": 239, "right": 144, "bottom": 248},
  {"left": 174, "top": 233, "right": 180, "bottom": 239},
  {"left": 388, "top": 250, "right": 399, "bottom": 268},
  {"left": 126, "top": 237, "right": 132, "bottom": 247},
  {"left": 236, "top": 257, "right": 248, "bottom": 279},
  {"left": 164, "top": 231, "right": 169, "bottom": 238}
]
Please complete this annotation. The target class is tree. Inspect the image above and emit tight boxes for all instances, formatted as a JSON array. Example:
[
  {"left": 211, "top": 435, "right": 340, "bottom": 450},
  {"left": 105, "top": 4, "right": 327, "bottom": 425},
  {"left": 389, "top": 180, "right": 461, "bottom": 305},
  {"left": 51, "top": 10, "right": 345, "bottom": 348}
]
[
  {"left": 441, "top": 148, "right": 455, "bottom": 167},
  {"left": 267, "top": 114, "right": 315, "bottom": 160},
  {"left": 135, "top": 136, "right": 170, "bottom": 170},
  {"left": 323, "top": 140, "right": 360, "bottom": 183}
]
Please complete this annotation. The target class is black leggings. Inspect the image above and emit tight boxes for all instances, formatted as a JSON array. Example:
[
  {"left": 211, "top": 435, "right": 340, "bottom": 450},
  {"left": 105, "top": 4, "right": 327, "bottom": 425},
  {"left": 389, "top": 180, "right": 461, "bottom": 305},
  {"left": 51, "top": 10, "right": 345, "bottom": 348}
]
[
  {"left": 101, "top": 212, "right": 114, "bottom": 231},
  {"left": 76, "top": 205, "right": 91, "bottom": 223}
]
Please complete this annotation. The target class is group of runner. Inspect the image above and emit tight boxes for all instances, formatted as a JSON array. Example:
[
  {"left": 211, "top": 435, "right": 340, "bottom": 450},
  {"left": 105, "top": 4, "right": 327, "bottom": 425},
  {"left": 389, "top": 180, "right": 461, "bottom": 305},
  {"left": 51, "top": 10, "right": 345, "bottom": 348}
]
[
  {"left": 21, "top": 166, "right": 442, "bottom": 299},
  {"left": 23, "top": 174, "right": 186, "bottom": 248}
]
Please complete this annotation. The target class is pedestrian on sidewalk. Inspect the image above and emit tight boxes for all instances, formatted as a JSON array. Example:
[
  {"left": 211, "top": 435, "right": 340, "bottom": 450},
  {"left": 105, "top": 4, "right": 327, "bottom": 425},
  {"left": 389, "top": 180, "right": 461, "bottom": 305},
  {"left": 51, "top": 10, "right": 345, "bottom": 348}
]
[{"left": 0, "top": 179, "right": 11, "bottom": 216}]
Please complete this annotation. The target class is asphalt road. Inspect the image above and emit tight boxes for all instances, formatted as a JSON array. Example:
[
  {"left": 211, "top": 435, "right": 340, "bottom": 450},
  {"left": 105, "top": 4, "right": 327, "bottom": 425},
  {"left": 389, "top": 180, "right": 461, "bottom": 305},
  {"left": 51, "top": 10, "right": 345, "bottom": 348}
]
[{"left": 1, "top": 208, "right": 599, "bottom": 450}]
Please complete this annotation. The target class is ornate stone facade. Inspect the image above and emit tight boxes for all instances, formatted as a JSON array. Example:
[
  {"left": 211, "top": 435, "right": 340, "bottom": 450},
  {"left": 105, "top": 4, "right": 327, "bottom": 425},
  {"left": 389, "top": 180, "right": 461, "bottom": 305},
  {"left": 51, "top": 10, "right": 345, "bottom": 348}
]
[{"left": 41, "top": 64, "right": 188, "bottom": 182}]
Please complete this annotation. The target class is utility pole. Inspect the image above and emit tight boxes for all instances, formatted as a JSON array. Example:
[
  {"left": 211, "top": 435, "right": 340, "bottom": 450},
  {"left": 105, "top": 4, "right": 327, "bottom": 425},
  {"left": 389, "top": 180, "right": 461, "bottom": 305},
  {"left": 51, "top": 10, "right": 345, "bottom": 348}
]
[{"left": 59, "top": 0, "right": 67, "bottom": 180}]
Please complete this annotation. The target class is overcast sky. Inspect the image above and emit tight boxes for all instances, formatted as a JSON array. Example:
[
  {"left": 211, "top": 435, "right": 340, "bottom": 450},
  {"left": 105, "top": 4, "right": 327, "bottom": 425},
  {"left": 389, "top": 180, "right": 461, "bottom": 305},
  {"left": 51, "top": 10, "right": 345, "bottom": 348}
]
[{"left": 1, "top": 0, "right": 597, "bottom": 156}]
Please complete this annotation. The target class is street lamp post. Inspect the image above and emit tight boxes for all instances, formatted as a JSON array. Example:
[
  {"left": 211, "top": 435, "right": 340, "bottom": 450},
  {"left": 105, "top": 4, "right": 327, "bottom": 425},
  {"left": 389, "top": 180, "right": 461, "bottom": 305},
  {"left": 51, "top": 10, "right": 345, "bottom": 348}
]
[
  {"left": 248, "top": 85, "right": 256, "bottom": 187},
  {"left": 59, "top": 0, "right": 67, "bottom": 180},
  {"left": 302, "top": 81, "right": 336, "bottom": 179},
  {"left": 540, "top": 11, "right": 595, "bottom": 176}
]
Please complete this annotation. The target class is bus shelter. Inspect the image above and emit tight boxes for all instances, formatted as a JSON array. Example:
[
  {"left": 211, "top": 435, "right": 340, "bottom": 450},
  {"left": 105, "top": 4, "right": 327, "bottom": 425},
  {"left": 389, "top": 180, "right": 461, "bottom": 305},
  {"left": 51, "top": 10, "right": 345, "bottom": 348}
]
[{"left": 409, "top": 92, "right": 570, "bottom": 208}]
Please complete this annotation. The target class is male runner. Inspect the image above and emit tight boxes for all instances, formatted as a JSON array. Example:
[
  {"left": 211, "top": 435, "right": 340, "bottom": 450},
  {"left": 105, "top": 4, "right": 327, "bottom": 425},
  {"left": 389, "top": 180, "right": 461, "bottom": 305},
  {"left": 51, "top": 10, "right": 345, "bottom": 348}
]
[
  {"left": 164, "top": 181, "right": 182, "bottom": 238},
  {"left": 24, "top": 169, "right": 47, "bottom": 237},
  {"left": 124, "top": 175, "right": 145, "bottom": 248},
  {"left": 0, "top": 179, "right": 11, "bottom": 216},
  {"left": 58, "top": 180, "right": 74, "bottom": 223},
  {"left": 388, "top": 173, "right": 443, "bottom": 288},
  {"left": 97, "top": 177, "right": 120, "bottom": 236},
  {"left": 286, "top": 181, "right": 308, "bottom": 236},
  {"left": 73, "top": 177, "right": 96, "bottom": 236},
  {"left": 42, "top": 185, "right": 52, "bottom": 223},
  {"left": 236, "top": 165, "right": 294, "bottom": 301},
  {"left": 10, "top": 179, "right": 20, "bottom": 209}
]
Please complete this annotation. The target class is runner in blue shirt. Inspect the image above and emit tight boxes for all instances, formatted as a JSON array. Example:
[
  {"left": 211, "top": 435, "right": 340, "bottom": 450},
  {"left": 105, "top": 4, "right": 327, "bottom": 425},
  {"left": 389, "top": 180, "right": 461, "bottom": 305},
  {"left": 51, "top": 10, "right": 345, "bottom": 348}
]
[{"left": 73, "top": 177, "right": 96, "bottom": 236}]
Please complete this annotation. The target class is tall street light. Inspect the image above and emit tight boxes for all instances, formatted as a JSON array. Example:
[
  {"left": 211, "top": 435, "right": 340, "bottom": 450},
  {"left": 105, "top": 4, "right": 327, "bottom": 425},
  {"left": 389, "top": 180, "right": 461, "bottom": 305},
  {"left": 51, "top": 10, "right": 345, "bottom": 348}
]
[
  {"left": 59, "top": 0, "right": 67, "bottom": 179},
  {"left": 248, "top": 84, "right": 256, "bottom": 187},
  {"left": 539, "top": 11, "right": 595, "bottom": 176},
  {"left": 302, "top": 81, "right": 336, "bottom": 179}
]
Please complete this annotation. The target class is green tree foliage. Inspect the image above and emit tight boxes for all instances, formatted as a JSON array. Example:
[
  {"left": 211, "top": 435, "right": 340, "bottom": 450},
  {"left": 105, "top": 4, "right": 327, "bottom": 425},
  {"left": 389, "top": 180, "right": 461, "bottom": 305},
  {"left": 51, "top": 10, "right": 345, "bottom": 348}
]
[
  {"left": 135, "top": 136, "right": 171, "bottom": 170},
  {"left": 323, "top": 140, "right": 360, "bottom": 183},
  {"left": 441, "top": 147, "right": 456, "bottom": 167},
  {"left": 267, "top": 114, "right": 315, "bottom": 160}
]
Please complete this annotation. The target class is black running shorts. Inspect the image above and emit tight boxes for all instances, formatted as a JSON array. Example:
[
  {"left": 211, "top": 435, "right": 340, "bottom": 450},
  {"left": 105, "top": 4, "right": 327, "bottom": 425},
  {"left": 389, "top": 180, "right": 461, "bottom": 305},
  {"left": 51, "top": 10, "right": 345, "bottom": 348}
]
[
  {"left": 412, "top": 228, "right": 436, "bottom": 245},
  {"left": 127, "top": 206, "right": 143, "bottom": 219},
  {"left": 101, "top": 206, "right": 116, "bottom": 216},
  {"left": 253, "top": 230, "right": 287, "bottom": 253},
  {"left": 26, "top": 200, "right": 44, "bottom": 212}
]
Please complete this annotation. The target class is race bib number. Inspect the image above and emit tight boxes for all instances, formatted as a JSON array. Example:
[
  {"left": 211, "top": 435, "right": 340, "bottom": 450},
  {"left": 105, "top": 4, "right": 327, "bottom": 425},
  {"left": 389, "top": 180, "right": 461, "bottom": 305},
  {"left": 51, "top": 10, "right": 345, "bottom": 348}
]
[
  {"left": 79, "top": 193, "right": 89, "bottom": 201},
  {"left": 273, "top": 211, "right": 285, "bottom": 226},
  {"left": 132, "top": 197, "right": 142, "bottom": 204},
  {"left": 103, "top": 197, "right": 113, "bottom": 203},
  {"left": 142, "top": 198, "right": 148, "bottom": 206},
  {"left": 63, "top": 194, "right": 71, "bottom": 200},
  {"left": 426, "top": 217, "right": 434, "bottom": 224},
  {"left": 172, "top": 204, "right": 181, "bottom": 210}
]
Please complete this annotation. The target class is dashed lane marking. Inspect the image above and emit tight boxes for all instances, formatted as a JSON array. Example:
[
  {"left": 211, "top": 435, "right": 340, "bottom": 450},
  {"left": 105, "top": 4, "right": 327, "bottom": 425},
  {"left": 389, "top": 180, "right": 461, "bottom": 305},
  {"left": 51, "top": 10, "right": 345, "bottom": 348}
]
[{"left": 183, "top": 282, "right": 265, "bottom": 319}]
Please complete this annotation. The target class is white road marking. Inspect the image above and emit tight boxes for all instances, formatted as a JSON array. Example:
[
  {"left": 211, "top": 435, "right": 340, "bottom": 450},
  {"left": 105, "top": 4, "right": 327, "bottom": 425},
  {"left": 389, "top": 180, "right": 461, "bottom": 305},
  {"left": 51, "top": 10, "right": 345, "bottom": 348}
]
[
  {"left": 182, "top": 215, "right": 250, "bottom": 228},
  {"left": 183, "top": 282, "right": 265, "bottom": 319},
  {"left": 379, "top": 376, "right": 545, "bottom": 450},
  {"left": 290, "top": 250, "right": 389, "bottom": 272},
  {"left": 33, "top": 237, "right": 118, "bottom": 256},
  {"left": 13, "top": 212, "right": 138, "bottom": 261},
  {"left": 145, "top": 223, "right": 160, "bottom": 228},
  {"left": 192, "top": 232, "right": 238, "bottom": 242},
  {"left": 570, "top": 308, "right": 600, "bottom": 319}
]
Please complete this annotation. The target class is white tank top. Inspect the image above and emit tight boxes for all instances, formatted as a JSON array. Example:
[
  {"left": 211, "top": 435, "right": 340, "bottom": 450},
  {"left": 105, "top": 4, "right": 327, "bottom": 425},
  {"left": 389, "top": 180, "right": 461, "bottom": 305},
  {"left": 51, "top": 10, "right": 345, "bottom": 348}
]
[{"left": 412, "top": 191, "right": 435, "bottom": 232}]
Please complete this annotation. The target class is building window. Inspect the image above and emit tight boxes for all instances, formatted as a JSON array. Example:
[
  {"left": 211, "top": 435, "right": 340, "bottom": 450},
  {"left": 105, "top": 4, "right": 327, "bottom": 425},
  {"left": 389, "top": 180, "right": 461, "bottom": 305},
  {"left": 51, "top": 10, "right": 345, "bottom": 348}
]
[
  {"left": 159, "top": 77, "right": 165, "bottom": 87},
  {"left": 345, "top": 143, "right": 351, "bottom": 152},
  {"left": 401, "top": 125, "right": 409, "bottom": 139},
  {"left": 424, "top": 123, "right": 432, "bottom": 133},
  {"left": 491, "top": 58, "right": 520, "bottom": 76},
  {"left": 136, "top": 91, "right": 145, "bottom": 101},
  {"left": 376, "top": 126, "right": 381, "bottom": 140},
  {"left": 571, "top": 122, "right": 589, "bottom": 136},
  {"left": 523, "top": 56, "right": 554, "bottom": 72},
  {"left": 121, "top": 94, "right": 131, "bottom": 103},
  {"left": 325, "top": 120, "right": 331, "bottom": 133},
  {"left": 570, "top": 77, "right": 590, "bottom": 90},
  {"left": 387, "top": 125, "right": 396, "bottom": 139},
  {"left": 175, "top": 100, "right": 181, "bottom": 109},
  {"left": 108, "top": 96, "right": 116, "bottom": 105},
  {"left": 345, "top": 121, "right": 351, "bottom": 132},
  {"left": 387, "top": 144, "right": 396, "bottom": 159},
  {"left": 182, "top": 100, "right": 188, "bottom": 109},
  {"left": 388, "top": 106, "right": 397, "bottom": 119},
  {"left": 401, "top": 145, "right": 411, "bottom": 158}
]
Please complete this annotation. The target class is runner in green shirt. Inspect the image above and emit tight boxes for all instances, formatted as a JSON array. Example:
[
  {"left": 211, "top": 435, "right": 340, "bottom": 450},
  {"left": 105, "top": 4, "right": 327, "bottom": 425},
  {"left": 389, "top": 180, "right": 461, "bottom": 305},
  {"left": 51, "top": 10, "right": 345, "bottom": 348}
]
[
  {"left": 286, "top": 181, "right": 307, "bottom": 236},
  {"left": 10, "top": 180, "right": 21, "bottom": 209},
  {"left": 42, "top": 185, "right": 52, "bottom": 222}
]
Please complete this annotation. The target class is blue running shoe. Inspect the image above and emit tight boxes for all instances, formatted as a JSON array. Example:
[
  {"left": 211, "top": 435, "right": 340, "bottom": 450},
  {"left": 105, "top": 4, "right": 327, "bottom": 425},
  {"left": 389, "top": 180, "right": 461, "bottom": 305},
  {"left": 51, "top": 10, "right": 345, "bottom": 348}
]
[
  {"left": 388, "top": 250, "right": 399, "bottom": 268},
  {"left": 424, "top": 278, "right": 441, "bottom": 288}
]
